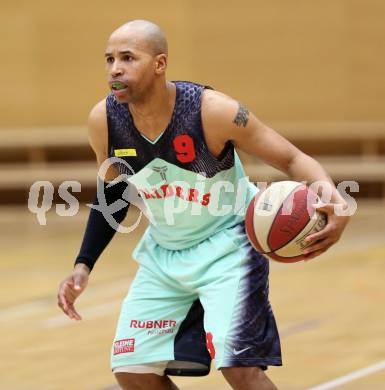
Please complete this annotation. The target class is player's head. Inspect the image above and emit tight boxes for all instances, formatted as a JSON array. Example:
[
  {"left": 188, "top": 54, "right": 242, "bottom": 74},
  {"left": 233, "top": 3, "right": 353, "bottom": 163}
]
[{"left": 105, "top": 20, "right": 168, "bottom": 103}]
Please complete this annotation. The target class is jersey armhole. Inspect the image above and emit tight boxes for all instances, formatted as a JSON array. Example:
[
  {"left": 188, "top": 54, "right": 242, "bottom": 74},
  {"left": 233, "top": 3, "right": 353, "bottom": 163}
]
[{"left": 199, "top": 88, "right": 234, "bottom": 163}]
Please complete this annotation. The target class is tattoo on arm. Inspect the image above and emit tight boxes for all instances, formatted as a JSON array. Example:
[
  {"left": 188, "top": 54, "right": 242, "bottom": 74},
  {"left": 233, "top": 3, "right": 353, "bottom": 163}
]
[{"left": 232, "top": 103, "right": 249, "bottom": 127}]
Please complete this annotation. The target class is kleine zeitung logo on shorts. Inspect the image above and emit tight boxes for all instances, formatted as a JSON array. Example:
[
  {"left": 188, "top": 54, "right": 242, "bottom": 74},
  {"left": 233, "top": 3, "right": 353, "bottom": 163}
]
[{"left": 113, "top": 338, "right": 135, "bottom": 355}]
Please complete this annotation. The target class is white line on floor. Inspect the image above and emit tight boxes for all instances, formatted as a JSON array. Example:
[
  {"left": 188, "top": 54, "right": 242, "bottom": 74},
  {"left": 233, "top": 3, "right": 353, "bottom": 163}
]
[
  {"left": 0, "top": 278, "right": 131, "bottom": 321},
  {"left": 280, "top": 319, "right": 321, "bottom": 338},
  {"left": 43, "top": 300, "right": 122, "bottom": 328},
  {"left": 307, "top": 359, "right": 385, "bottom": 390},
  {"left": 0, "top": 300, "right": 49, "bottom": 321}
]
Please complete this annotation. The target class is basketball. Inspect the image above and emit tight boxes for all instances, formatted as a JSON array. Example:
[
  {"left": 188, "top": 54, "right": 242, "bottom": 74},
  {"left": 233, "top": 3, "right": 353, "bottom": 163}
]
[{"left": 245, "top": 181, "right": 327, "bottom": 262}]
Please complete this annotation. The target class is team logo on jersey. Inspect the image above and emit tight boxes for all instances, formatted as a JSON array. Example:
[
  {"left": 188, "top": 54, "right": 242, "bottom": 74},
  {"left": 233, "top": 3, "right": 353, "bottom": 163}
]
[
  {"left": 113, "top": 338, "right": 135, "bottom": 355},
  {"left": 114, "top": 148, "right": 137, "bottom": 157},
  {"left": 152, "top": 166, "right": 168, "bottom": 181},
  {"left": 138, "top": 184, "right": 211, "bottom": 206}
]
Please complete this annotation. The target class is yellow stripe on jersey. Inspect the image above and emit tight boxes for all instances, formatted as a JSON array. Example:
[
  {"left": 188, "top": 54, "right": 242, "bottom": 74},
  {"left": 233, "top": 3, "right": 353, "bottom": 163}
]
[{"left": 114, "top": 148, "right": 137, "bottom": 157}]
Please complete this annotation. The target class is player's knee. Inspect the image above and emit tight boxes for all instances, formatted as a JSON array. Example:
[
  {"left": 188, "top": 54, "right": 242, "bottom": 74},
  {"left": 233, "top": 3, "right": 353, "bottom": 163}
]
[
  {"left": 114, "top": 372, "right": 168, "bottom": 390},
  {"left": 221, "top": 366, "right": 277, "bottom": 390}
]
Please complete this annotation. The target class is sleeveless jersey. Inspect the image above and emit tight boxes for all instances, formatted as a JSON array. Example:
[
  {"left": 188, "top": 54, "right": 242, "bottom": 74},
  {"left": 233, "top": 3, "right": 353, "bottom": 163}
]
[{"left": 106, "top": 80, "right": 258, "bottom": 250}]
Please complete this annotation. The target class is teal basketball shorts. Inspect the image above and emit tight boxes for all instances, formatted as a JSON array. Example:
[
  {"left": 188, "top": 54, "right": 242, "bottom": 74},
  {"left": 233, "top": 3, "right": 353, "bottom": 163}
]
[{"left": 111, "top": 222, "right": 282, "bottom": 376}]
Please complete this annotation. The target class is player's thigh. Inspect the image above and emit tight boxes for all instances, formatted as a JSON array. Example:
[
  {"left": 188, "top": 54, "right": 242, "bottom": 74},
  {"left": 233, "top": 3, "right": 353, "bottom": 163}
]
[{"left": 114, "top": 371, "right": 178, "bottom": 390}]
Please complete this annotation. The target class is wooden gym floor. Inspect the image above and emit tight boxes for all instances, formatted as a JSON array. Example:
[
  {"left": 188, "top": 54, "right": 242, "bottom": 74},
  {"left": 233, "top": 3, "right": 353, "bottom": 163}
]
[{"left": 0, "top": 200, "right": 384, "bottom": 390}]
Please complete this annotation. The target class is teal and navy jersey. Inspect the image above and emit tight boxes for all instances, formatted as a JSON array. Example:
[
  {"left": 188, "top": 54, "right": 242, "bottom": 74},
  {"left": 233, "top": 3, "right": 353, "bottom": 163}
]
[{"left": 106, "top": 80, "right": 258, "bottom": 249}]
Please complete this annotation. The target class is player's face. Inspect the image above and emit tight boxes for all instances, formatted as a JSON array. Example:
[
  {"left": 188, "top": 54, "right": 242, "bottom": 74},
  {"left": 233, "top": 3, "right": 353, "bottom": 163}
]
[{"left": 105, "top": 32, "right": 158, "bottom": 103}]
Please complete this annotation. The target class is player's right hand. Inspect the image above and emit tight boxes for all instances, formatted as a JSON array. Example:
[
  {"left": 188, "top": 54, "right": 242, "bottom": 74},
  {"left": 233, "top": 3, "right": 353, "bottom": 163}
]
[{"left": 57, "top": 264, "right": 90, "bottom": 321}]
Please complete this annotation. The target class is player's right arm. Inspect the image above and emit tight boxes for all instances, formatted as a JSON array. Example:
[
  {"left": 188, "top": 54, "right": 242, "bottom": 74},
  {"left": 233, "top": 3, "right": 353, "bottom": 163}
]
[{"left": 57, "top": 100, "right": 128, "bottom": 321}]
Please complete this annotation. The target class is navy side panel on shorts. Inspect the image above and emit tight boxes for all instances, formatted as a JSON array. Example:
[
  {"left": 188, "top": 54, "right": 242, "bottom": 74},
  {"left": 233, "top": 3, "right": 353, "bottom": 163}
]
[
  {"left": 167, "top": 299, "right": 211, "bottom": 376},
  {"left": 220, "top": 224, "right": 282, "bottom": 368}
]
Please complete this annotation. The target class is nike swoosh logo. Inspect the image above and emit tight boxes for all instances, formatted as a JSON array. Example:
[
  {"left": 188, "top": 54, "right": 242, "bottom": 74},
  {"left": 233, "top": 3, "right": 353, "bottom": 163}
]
[{"left": 233, "top": 347, "right": 252, "bottom": 355}]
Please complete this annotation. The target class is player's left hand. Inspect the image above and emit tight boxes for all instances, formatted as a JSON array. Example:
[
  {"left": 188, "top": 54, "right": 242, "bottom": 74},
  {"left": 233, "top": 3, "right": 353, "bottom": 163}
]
[{"left": 303, "top": 203, "right": 350, "bottom": 260}]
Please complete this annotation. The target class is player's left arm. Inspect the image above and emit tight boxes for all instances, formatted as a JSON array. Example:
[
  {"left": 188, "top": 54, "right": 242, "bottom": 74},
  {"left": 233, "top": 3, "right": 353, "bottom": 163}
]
[{"left": 201, "top": 89, "right": 350, "bottom": 259}]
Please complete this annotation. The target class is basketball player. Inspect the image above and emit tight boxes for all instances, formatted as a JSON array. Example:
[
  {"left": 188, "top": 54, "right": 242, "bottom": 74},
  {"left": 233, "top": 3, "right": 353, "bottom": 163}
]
[{"left": 57, "top": 20, "right": 350, "bottom": 390}]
